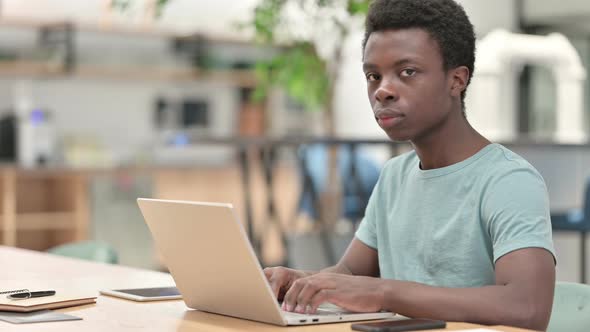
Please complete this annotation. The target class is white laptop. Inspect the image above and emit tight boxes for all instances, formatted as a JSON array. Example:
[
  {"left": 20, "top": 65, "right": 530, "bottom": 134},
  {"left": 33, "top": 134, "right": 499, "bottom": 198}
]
[{"left": 137, "top": 198, "right": 394, "bottom": 326}]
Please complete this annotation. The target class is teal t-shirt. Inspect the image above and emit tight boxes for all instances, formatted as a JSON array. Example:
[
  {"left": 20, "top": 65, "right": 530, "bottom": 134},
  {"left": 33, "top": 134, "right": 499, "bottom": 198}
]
[{"left": 355, "top": 143, "right": 555, "bottom": 287}]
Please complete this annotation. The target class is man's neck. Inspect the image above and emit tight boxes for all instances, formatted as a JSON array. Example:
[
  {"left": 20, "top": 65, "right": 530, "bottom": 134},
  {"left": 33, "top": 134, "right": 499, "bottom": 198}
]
[{"left": 411, "top": 113, "right": 490, "bottom": 170}]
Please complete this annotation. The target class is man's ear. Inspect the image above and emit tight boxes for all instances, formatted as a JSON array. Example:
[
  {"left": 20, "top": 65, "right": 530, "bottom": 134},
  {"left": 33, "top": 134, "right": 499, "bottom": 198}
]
[{"left": 449, "top": 66, "right": 470, "bottom": 97}]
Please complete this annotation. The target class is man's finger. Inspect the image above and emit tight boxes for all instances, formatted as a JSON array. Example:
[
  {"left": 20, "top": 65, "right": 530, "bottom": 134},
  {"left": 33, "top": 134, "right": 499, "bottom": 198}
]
[
  {"left": 263, "top": 268, "right": 281, "bottom": 298},
  {"left": 269, "top": 280, "right": 280, "bottom": 299},
  {"left": 282, "top": 277, "right": 307, "bottom": 312},
  {"left": 263, "top": 267, "right": 273, "bottom": 278},
  {"left": 309, "top": 289, "right": 335, "bottom": 313},
  {"left": 295, "top": 280, "right": 321, "bottom": 313}
]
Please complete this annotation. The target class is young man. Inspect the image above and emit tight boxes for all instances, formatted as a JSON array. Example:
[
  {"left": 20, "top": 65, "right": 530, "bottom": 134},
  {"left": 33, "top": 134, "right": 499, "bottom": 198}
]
[{"left": 264, "top": 0, "right": 556, "bottom": 330}]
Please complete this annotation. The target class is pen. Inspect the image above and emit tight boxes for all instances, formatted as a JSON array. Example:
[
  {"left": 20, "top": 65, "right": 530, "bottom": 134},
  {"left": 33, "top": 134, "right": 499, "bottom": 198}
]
[{"left": 7, "top": 290, "right": 56, "bottom": 300}]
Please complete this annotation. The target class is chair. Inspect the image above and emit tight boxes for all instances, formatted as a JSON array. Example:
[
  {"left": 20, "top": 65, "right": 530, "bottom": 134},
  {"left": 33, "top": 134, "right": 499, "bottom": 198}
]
[
  {"left": 289, "top": 144, "right": 380, "bottom": 267},
  {"left": 297, "top": 143, "right": 381, "bottom": 222},
  {"left": 47, "top": 241, "right": 119, "bottom": 264},
  {"left": 551, "top": 177, "right": 590, "bottom": 283},
  {"left": 547, "top": 281, "right": 590, "bottom": 332}
]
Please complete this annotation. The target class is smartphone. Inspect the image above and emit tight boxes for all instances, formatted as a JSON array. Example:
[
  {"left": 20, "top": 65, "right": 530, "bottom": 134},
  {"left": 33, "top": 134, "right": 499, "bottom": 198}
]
[
  {"left": 351, "top": 318, "right": 446, "bottom": 332},
  {"left": 100, "top": 287, "right": 182, "bottom": 302}
]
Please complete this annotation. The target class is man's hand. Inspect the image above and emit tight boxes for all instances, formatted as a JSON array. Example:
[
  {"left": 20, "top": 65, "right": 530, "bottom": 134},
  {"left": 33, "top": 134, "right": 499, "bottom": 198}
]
[
  {"left": 281, "top": 273, "right": 384, "bottom": 314},
  {"left": 264, "top": 239, "right": 379, "bottom": 307},
  {"left": 263, "top": 267, "right": 310, "bottom": 301}
]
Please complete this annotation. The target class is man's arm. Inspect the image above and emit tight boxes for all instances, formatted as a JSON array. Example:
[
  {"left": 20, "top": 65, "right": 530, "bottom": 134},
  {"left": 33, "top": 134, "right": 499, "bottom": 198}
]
[
  {"left": 282, "top": 247, "right": 555, "bottom": 331},
  {"left": 321, "top": 238, "right": 380, "bottom": 276},
  {"left": 379, "top": 247, "right": 555, "bottom": 330}
]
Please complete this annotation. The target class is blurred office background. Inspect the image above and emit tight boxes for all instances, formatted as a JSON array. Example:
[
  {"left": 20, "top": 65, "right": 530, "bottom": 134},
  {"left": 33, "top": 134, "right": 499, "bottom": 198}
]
[{"left": 0, "top": 0, "right": 588, "bottom": 284}]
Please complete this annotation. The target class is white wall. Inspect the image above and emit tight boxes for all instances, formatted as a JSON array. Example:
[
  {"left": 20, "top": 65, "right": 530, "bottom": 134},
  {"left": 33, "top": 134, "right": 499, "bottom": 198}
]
[
  {"left": 523, "top": 0, "right": 590, "bottom": 22},
  {"left": 457, "top": 0, "right": 517, "bottom": 38},
  {"left": 333, "top": 27, "right": 383, "bottom": 140}
]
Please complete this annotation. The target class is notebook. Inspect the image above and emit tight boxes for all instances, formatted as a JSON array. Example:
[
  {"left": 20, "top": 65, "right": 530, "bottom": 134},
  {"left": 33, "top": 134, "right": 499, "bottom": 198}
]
[
  {"left": 0, "top": 290, "right": 96, "bottom": 313},
  {"left": 137, "top": 198, "right": 395, "bottom": 326}
]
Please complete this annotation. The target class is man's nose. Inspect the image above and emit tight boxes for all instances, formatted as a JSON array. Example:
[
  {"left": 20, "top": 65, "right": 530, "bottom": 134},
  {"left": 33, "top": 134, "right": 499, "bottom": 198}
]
[{"left": 374, "top": 81, "right": 398, "bottom": 103}]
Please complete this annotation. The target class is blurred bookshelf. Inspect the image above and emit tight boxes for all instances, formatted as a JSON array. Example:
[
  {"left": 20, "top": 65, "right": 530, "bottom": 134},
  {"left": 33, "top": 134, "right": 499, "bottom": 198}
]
[
  {"left": 0, "top": 18, "right": 265, "bottom": 87},
  {"left": 0, "top": 168, "right": 89, "bottom": 251}
]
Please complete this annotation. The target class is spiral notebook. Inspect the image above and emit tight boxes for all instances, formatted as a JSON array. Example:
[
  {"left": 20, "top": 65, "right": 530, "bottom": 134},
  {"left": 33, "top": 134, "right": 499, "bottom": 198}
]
[{"left": 0, "top": 289, "right": 96, "bottom": 313}]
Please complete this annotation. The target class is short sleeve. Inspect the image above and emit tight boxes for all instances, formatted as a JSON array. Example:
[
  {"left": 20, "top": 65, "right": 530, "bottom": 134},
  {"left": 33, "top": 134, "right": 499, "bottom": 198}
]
[
  {"left": 482, "top": 167, "right": 556, "bottom": 263},
  {"left": 355, "top": 165, "right": 387, "bottom": 250}
]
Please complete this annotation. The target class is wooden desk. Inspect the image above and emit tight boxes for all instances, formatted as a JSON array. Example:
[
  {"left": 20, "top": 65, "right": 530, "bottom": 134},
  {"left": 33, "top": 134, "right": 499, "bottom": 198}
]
[{"left": 0, "top": 246, "right": 535, "bottom": 331}]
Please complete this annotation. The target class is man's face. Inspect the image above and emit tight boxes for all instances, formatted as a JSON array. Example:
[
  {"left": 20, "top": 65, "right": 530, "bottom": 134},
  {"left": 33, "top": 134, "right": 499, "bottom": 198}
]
[{"left": 363, "top": 28, "right": 455, "bottom": 142}]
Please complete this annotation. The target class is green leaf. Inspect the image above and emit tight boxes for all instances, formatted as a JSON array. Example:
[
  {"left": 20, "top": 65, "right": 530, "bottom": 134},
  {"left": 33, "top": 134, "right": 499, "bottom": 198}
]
[
  {"left": 155, "top": 0, "right": 169, "bottom": 17},
  {"left": 252, "top": 41, "right": 330, "bottom": 111},
  {"left": 347, "top": 0, "right": 370, "bottom": 15},
  {"left": 251, "top": 0, "right": 287, "bottom": 43}
]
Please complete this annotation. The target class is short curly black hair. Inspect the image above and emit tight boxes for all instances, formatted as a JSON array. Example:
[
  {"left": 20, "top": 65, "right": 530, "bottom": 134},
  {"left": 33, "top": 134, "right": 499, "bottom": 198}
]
[{"left": 363, "top": 0, "right": 476, "bottom": 110}]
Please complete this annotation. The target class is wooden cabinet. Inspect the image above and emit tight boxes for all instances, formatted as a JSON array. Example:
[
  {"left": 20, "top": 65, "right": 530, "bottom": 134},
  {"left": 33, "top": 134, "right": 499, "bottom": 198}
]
[{"left": 0, "top": 168, "right": 89, "bottom": 250}]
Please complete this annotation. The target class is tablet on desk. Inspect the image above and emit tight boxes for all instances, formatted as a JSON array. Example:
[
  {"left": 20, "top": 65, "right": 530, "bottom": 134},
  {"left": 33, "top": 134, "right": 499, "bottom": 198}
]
[{"left": 100, "top": 287, "right": 182, "bottom": 302}]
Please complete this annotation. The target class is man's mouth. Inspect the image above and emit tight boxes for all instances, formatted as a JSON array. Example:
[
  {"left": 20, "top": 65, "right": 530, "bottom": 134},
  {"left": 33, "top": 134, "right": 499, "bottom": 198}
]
[
  {"left": 377, "top": 116, "right": 403, "bottom": 128},
  {"left": 375, "top": 110, "right": 404, "bottom": 128}
]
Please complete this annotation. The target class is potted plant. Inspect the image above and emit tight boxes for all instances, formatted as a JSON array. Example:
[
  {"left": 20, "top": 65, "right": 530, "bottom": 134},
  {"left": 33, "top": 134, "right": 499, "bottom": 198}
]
[{"left": 247, "top": 0, "right": 371, "bottom": 265}]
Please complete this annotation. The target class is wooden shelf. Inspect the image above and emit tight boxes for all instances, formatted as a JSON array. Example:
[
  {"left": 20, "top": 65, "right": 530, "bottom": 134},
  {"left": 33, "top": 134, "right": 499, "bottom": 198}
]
[
  {"left": 0, "top": 60, "right": 258, "bottom": 86},
  {"left": 0, "top": 16, "right": 261, "bottom": 86},
  {"left": 0, "top": 60, "right": 65, "bottom": 77},
  {"left": 75, "top": 66, "right": 258, "bottom": 85},
  {"left": 0, "top": 17, "right": 70, "bottom": 30},
  {"left": 0, "top": 17, "right": 251, "bottom": 43}
]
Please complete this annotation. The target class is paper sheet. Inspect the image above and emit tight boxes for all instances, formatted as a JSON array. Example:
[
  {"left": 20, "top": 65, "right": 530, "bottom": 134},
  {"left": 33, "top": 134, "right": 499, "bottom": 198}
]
[{"left": 0, "top": 309, "right": 81, "bottom": 324}]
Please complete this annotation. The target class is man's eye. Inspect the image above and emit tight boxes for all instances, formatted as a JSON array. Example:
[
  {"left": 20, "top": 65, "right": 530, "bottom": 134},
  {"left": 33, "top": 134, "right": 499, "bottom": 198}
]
[
  {"left": 366, "top": 73, "right": 380, "bottom": 81},
  {"left": 401, "top": 69, "right": 416, "bottom": 77}
]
